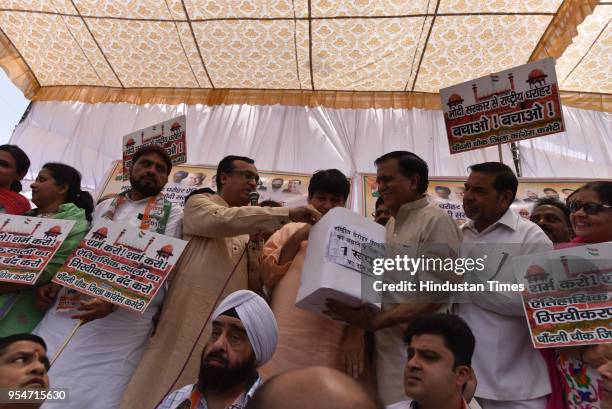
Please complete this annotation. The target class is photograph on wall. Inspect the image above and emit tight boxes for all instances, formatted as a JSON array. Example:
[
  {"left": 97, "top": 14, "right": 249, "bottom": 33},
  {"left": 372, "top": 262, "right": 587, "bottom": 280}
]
[
  {"left": 99, "top": 161, "right": 315, "bottom": 208},
  {"left": 363, "top": 175, "right": 594, "bottom": 226}
]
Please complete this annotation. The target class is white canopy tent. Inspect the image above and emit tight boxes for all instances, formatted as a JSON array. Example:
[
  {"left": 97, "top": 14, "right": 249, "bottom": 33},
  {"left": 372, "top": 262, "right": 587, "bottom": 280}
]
[{"left": 0, "top": 0, "right": 610, "bottom": 194}]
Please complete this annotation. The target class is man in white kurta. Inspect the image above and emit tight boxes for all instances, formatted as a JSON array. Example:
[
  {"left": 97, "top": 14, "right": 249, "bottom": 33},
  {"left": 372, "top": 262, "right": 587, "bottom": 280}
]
[
  {"left": 34, "top": 146, "right": 183, "bottom": 409},
  {"left": 455, "top": 162, "right": 553, "bottom": 409}
]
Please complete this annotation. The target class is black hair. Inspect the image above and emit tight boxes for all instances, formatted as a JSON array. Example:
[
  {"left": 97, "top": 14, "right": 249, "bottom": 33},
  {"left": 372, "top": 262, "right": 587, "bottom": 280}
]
[
  {"left": 435, "top": 186, "right": 451, "bottom": 194},
  {"left": 404, "top": 313, "right": 475, "bottom": 368},
  {"left": 543, "top": 188, "right": 558, "bottom": 194},
  {"left": 215, "top": 155, "right": 255, "bottom": 192},
  {"left": 374, "top": 151, "right": 429, "bottom": 193},
  {"left": 533, "top": 197, "right": 571, "bottom": 227},
  {"left": 0, "top": 144, "right": 30, "bottom": 192},
  {"left": 580, "top": 181, "right": 612, "bottom": 206},
  {"left": 308, "top": 169, "right": 350, "bottom": 201},
  {"left": 375, "top": 196, "right": 385, "bottom": 209},
  {"left": 42, "top": 163, "right": 94, "bottom": 222},
  {"left": 0, "top": 333, "right": 47, "bottom": 355},
  {"left": 184, "top": 187, "right": 215, "bottom": 205},
  {"left": 132, "top": 145, "right": 172, "bottom": 176},
  {"left": 260, "top": 200, "right": 282, "bottom": 207},
  {"left": 0, "top": 333, "right": 48, "bottom": 369},
  {"left": 468, "top": 162, "right": 518, "bottom": 202}
]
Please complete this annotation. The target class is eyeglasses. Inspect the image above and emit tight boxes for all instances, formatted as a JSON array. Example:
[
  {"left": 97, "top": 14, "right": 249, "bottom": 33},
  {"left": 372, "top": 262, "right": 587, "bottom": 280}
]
[
  {"left": 229, "top": 170, "right": 260, "bottom": 184},
  {"left": 568, "top": 201, "right": 612, "bottom": 215}
]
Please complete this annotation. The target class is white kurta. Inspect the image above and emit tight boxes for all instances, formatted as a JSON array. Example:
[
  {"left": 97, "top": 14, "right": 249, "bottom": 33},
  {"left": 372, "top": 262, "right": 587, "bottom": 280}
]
[
  {"left": 455, "top": 208, "right": 553, "bottom": 403},
  {"left": 33, "top": 195, "right": 182, "bottom": 409}
]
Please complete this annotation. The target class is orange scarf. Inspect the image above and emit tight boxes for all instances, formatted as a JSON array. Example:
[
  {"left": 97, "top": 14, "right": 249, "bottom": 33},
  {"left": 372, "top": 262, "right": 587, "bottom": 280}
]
[{"left": 0, "top": 188, "right": 31, "bottom": 215}]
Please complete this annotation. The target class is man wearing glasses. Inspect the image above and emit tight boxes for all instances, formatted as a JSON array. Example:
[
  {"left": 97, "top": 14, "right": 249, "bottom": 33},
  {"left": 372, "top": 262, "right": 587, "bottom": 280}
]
[{"left": 122, "top": 155, "right": 321, "bottom": 409}]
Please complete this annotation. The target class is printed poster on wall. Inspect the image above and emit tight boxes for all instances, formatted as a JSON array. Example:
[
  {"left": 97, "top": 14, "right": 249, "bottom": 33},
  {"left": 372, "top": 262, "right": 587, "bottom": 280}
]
[
  {"left": 513, "top": 242, "right": 612, "bottom": 348},
  {"left": 440, "top": 58, "right": 564, "bottom": 154},
  {"left": 0, "top": 215, "right": 76, "bottom": 285},
  {"left": 53, "top": 220, "right": 187, "bottom": 313},
  {"left": 362, "top": 175, "right": 594, "bottom": 226},
  {"left": 99, "top": 161, "right": 315, "bottom": 208},
  {"left": 122, "top": 115, "right": 187, "bottom": 179}
]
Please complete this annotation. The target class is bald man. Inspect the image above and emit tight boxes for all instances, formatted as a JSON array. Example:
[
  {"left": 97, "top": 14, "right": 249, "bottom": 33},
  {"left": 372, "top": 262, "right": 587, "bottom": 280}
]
[{"left": 246, "top": 366, "right": 382, "bottom": 409}]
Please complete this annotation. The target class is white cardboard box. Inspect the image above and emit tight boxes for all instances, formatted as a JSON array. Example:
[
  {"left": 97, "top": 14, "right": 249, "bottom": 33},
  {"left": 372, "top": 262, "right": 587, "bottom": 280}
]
[{"left": 296, "top": 207, "right": 385, "bottom": 318}]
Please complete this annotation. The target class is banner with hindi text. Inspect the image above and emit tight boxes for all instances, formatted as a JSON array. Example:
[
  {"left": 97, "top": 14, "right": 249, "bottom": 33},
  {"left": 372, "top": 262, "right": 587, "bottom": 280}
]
[
  {"left": 440, "top": 58, "right": 564, "bottom": 154},
  {"left": 122, "top": 115, "right": 187, "bottom": 179},
  {"left": 0, "top": 215, "right": 76, "bottom": 285},
  {"left": 513, "top": 242, "right": 612, "bottom": 348},
  {"left": 53, "top": 220, "right": 187, "bottom": 313}
]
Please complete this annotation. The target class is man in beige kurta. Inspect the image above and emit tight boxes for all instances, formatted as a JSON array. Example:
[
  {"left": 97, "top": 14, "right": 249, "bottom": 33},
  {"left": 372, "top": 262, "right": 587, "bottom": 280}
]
[
  {"left": 327, "top": 151, "right": 462, "bottom": 405},
  {"left": 121, "top": 156, "right": 320, "bottom": 409}
]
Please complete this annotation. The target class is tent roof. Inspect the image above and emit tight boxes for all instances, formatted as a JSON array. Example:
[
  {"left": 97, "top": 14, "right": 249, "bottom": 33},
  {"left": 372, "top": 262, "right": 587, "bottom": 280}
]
[{"left": 0, "top": 0, "right": 610, "bottom": 110}]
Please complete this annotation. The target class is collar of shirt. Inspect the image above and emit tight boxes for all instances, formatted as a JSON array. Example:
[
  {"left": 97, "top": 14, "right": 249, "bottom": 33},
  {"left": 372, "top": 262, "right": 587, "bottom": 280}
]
[
  {"left": 195, "top": 375, "right": 263, "bottom": 409},
  {"left": 394, "top": 195, "right": 429, "bottom": 222},
  {"left": 408, "top": 398, "right": 470, "bottom": 409},
  {"left": 125, "top": 191, "right": 159, "bottom": 205},
  {"left": 210, "top": 193, "right": 229, "bottom": 208},
  {"left": 462, "top": 207, "right": 518, "bottom": 236}
]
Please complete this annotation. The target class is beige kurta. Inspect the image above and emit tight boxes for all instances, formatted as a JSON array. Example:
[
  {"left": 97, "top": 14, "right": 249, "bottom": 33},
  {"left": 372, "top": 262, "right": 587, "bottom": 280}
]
[
  {"left": 376, "top": 196, "right": 462, "bottom": 405},
  {"left": 259, "top": 222, "right": 348, "bottom": 377},
  {"left": 120, "top": 194, "right": 290, "bottom": 409}
]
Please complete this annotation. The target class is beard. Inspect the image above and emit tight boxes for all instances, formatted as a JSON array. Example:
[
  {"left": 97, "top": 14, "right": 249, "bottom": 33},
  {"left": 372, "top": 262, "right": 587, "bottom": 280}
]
[
  {"left": 130, "top": 174, "right": 163, "bottom": 197},
  {"left": 198, "top": 350, "right": 257, "bottom": 393}
]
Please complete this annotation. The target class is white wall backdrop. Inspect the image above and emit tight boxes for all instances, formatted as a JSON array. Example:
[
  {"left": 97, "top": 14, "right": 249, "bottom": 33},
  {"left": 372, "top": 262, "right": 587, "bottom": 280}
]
[{"left": 10, "top": 101, "right": 611, "bottom": 200}]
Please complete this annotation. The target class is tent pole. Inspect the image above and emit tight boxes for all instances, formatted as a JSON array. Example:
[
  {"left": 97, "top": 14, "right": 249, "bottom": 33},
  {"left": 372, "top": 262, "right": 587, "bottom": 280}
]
[{"left": 510, "top": 142, "right": 522, "bottom": 177}]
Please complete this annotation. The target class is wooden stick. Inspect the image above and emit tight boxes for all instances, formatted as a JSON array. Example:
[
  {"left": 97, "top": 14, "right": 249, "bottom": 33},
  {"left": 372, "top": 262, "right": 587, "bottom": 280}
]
[{"left": 50, "top": 320, "right": 84, "bottom": 367}]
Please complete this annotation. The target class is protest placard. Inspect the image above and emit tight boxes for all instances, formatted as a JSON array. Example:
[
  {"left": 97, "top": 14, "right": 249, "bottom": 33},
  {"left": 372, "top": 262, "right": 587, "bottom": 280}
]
[
  {"left": 122, "top": 115, "right": 187, "bottom": 179},
  {"left": 440, "top": 58, "right": 564, "bottom": 154},
  {"left": 53, "top": 220, "right": 187, "bottom": 313},
  {"left": 0, "top": 215, "right": 75, "bottom": 285},
  {"left": 513, "top": 242, "right": 612, "bottom": 348}
]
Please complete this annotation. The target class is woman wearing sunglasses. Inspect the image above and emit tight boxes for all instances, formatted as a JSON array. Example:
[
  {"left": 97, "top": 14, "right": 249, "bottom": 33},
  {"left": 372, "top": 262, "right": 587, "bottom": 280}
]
[
  {"left": 567, "top": 182, "right": 612, "bottom": 244},
  {"left": 544, "top": 181, "right": 612, "bottom": 409}
]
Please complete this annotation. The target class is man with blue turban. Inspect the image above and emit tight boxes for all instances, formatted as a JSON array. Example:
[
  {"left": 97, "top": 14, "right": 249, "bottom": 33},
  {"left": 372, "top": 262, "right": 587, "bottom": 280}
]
[{"left": 156, "top": 290, "right": 278, "bottom": 409}]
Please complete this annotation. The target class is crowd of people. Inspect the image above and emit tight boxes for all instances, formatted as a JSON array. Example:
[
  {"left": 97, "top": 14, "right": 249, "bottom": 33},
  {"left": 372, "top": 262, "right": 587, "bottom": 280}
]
[{"left": 0, "top": 143, "right": 610, "bottom": 409}]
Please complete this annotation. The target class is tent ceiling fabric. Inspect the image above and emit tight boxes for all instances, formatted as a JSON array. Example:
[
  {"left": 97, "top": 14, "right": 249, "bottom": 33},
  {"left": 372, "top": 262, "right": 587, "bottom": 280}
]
[{"left": 0, "top": 0, "right": 609, "bottom": 110}]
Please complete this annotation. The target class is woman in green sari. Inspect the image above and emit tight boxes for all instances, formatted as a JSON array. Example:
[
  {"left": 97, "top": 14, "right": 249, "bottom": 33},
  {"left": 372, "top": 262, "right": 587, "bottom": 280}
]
[{"left": 0, "top": 163, "right": 93, "bottom": 335}]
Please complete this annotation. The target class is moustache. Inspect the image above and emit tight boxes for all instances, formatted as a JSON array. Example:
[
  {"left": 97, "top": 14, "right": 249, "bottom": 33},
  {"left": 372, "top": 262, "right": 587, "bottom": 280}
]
[{"left": 204, "top": 351, "right": 229, "bottom": 366}]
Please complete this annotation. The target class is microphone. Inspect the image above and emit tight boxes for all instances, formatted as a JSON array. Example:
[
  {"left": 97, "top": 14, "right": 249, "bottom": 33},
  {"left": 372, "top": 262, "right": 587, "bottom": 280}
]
[{"left": 249, "top": 191, "right": 260, "bottom": 206}]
